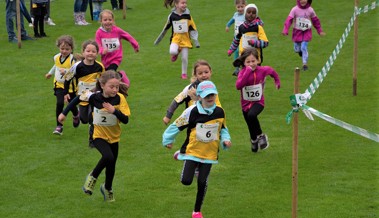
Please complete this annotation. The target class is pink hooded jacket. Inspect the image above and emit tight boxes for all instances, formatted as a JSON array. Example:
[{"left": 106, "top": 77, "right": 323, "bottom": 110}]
[{"left": 282, "top": 0, "right": 323, "bottom": 42}]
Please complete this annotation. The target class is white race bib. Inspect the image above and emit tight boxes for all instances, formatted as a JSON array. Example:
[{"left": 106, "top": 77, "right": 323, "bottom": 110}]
[
  {"left": 78, "top": 81, "right": 96, "bottom": 94},
  {"left": 93, "top": 107, "right": 117, "bottom": 126},
  {"left": 242, "top": 84, "right": 263, "bottom": 101},
  {"left": 196, "top": 123, "right": 219, "bottom": 143},
  {"left": 234, "top": 20, "right": 244, "bottom": 35},
  {"left": 173, "top": 20, "right": 188, "bottom": 33},
  {"left": 241, "top": 34, "right": 257, "bottom": 49},
  {"left": 54, "top": 67, "right": 66, "bottom": 83},
  {"left": 295, "top": 17, "right": 312, "bottom": 31},
  {"left": 101, "top": 38, "right": 120, "bottom": 52}
]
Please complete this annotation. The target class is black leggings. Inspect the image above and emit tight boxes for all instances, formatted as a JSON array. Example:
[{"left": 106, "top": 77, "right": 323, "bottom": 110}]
[
  {"left": 55, "top": 89, "right": 78, "bottom": 126},
  {"left": 181, "top": 160, "right": 212, "bottom": 212},
  {"left": 242, "top": 103, "right": 264, "bottom": 141},
  {"left": 79, "top": 105, "right": 91, "bottom": 124},
  {"left": 92, "top": 138, "right": 119, "bottom": 190}
]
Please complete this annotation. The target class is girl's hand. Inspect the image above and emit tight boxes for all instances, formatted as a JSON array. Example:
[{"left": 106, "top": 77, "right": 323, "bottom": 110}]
[
  {"left": 166, "top": 144, "right": 173, "bottom": 149},
  {"left": 103, "top": 102, "right": 115, "bottom": 114},
  {"left": 223, "top": 141, "right": 232, "bottom": 148},
  {"left": 225, "top": 27, "right": 229, "bottom": 32},
  {"left": 134, "top": 45, "right": 140, "bottom": 53},
  {"left": 320, "top": 32, "right": 326, "bottom": 37},
  {"left": 58, "top": 113, "right": 66, "bottom": 123},
  {"left": 275, "top": 81, "right": 281, "bottom": 90},
  {"left": 45, "top": 73, "right": 52, "bottom": 79},
  {"left": 64, "top": 94, "right": 70, "bottom": 104},
  {"left": 163, "top": 116, "right": 171, "bottom": 125}
]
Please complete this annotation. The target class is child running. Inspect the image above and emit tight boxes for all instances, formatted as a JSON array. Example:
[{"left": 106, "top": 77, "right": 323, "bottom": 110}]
[
  {"left": 58, "top": 70, "right": 130, "bottom": 202},
  {"left": 162, "top": 60, "right": 221, "bottom": 125},
  {"left": 162, "top": 81, "right": 232, "bottom": 218},
  {"left": 45, "top": 35, "right": 79, "bottom": 135},
  {"left": 64, "top": 40, "right": 105, "bottom": 125},
  {"left": 225, "top": 0, "right": 247, "bottom": 76},
  {"left": 95, "top": 9, "right": 139, "bottom": 87},
  {"left": 96, "top": 9, "right": 139, "bottom": 86},
  {"left": 228, "top": 4, "right": 267, "bottom": 68},
  {"left": 282, "top": 0, "right": 326, "bottom": 71},
  {"left": 154, "top": 0, "right": 200, "bottom": 80},
  {"left": 234, "top": 48, "right": 280, "bottom": 153}
]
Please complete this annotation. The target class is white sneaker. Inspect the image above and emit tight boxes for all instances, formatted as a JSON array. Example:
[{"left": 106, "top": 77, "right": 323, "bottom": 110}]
[
  {"left": 75, "top": 20, "right": 85, "bottom": 25},
  {"left": 29, "top": 18, "right": 34, "bottom": 27},
  {"left": 46, "top": 18, "right": 56, "bottom": 26}
]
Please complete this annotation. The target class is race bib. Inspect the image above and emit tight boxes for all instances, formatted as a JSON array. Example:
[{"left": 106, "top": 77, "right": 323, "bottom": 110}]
[
  {"left": 93, "top": 107, "right": 117, "bottom": 126},
  {"left": 196, "top": 123, "right": 219, "bottom": 143},
  {"left": 234, "top": 20, "right": 244, "bottom": 35},
  {"left": 78, "top": 81, "right": 96, "bottom": 94},
  {"left": 101, "top": 38, "right": 120, "bottom": 52},
  {"left": 54, "top": 67, "right": 66, "bottom": 83},
  {"left": 241, "top": 34, "right": 257, "bottom": 49},
  {"left": 242, "top": 84, "right": 263, "bottom": 101},
  {"left": 295, "top": 17, "right": 312, "bottom": 31},
  {"left": 173, "top": 20, "right": 188, "bottom": 33}
]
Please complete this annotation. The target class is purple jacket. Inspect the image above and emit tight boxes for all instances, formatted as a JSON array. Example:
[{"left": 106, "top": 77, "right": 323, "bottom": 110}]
[
  {"left": 282, "top": 0, "right": 323, "bottom": 42},
  {"left": 236, "top": 66, "right": 280, "bottom": 112}
]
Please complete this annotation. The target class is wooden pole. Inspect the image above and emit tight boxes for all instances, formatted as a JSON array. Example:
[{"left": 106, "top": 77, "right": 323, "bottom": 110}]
[
  {"left": 353, "top": 0, "right": 359, "bottom": 96},
  {"left": 16, "top": 0, "right": 22, "bottom": 48},
  {"left": 292, "top": 67, "right": 300, "bottom": 218},
  {"left": 122, "top": 0, "right": 126, "bottom": 19}
]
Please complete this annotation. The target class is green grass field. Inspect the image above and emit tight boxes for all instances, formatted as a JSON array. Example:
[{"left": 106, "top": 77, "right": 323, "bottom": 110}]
[{"left": 0, "top": 0, "right": 378, "bottom": 217}]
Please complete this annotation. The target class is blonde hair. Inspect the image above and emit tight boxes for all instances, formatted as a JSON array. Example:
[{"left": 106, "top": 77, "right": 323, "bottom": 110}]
[{"left": 99, "top": 9, "right": 115, "bottom": 22}]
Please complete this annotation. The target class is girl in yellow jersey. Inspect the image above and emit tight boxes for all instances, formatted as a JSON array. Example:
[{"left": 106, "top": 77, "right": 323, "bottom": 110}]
[
  {"left": 58, "top": 70, "right": 130, "bottom": 202},
  {"left": 162, "top": 81, "right": 232, "bottom": 218},
  {"left": 64, "top": 40, "right": 105, "bottom": 125},
  {"left": 162, "top": 60, "right": 222, "bottom": 125},
  {"left": 154, "top": 0, "right": 200, "bottom": 80},
  {"left": 45, "top": 35, "right": 79, "bottom": 135}
]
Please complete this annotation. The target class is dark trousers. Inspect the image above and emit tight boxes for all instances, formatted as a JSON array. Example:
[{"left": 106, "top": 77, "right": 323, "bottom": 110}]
[
  {"left": 55, "top": 89, "right": 78, "bottom": 126},
  {"left": 92, "top": 138, "right": 119, "bottom": 190},
  {"left": 181, "top": 160, "right": 212, "bottom": 212},
  {"left": 242, "top": 103, "right": 264, "bottom": 141}
]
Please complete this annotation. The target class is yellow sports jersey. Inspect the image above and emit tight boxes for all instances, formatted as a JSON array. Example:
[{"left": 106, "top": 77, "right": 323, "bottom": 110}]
[
  {"left": 91, "top": 93, "right": 130, "bottom": 144},
  {"left": 176, "top": 105, "right": 227, "bottom": 161},
  {"left": 166, "top": 9, "right": 197, "bottom": 48},
  {"left": 52, "top": 53, "right": 76, "bottom": 92},
  {"left": 238, "top": 25, "right": 268, "bottom": 62},
  {"left": 68, "top": 60, "right": 105, "bottom": 106}
]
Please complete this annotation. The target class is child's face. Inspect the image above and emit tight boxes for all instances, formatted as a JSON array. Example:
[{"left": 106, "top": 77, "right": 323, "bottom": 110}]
[
  {"left": 59, "top": 43, "right": 72, "bottom": 58},
  {"left": 200, "top": 94, "right": 216, "bottom": 108},
  {"left": 83, "top": 44, "right": 98, "bottom": 62},
  {"left": 244, "top": 54, "right": 259, "bottom": 70},
  {"left": 175, "top": 0, "right": 187, "bottom": 13},
  {"left": 101, "top": 78, "right": 120, "bottom": 98},
  {"left": 245, "top": 7, "right": 257, "bottom": 22},
  {"left": 299, "top": 0, "right": 308, "bottom": 7},
  {"left": 236, "top": 3, "right": 245, "bottom": 14},
  {"left": 195, "top": 65, "right": 212, "bottom": 82},
  {"left": 100, "top": 12, "right": 114, "bottom": 31}
]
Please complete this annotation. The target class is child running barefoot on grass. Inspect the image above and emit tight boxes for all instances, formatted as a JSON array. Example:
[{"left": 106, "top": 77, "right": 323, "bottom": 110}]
[
  {"left": 162, "top": 60, "right": 221, "bottom": 125},
  {"left": 162, "top": 81, "right": 231, "bottom": 218},
  {"left": 95, "top": 9, "right": 139, "bottom": 87},
  {"left": 58, "top": 70, "right": 130, "bottom": 202},
  {"left": 45, "top": 35, "right": 79, "bottom": 135},
  {"left": 154, "top": 0, "right": 200, "bottom": 80},
  {"left": 234, "top": 48, "right": 280, "bottom": 153},
  {"left": 282, "top": 0, "right": 326, "bottom": 71}
]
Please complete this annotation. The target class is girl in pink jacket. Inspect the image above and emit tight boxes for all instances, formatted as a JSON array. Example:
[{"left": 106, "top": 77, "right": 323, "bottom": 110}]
[
  {"left": 234, "top": 48, "right": 280, "bottom": 153},
  {"left": 282, "top": 0, "right": 326, "bottom": 71},
  {"left": 95, "top": 9, "right": 139, "bottom": 86}
]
